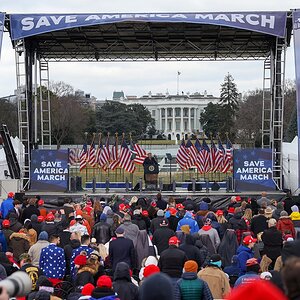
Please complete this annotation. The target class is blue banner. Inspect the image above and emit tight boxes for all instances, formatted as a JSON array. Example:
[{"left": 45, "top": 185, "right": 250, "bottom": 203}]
[
  {"left": 10, "top": 11, "right": 287, "bottom": 40},
  {"left": 30, "top": 149, "right": 69, "bottom": 192},
  {"left": 293, "top": 10, "right": 300, "bottom": 189},
  {"left": 233, "top": 148, "right": 276, "bottom": 192},
  {"left": 0, "top": 13, "right": 5, "bottom": 59}
]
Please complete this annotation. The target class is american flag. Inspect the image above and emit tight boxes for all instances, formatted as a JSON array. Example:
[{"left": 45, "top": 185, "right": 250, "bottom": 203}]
[
  {"left": 185, "top": 139, "right": 198, "bottom": 169},
  {"left": 176, "top": 138, "right": 189, "bottom": 170},
  {"left": 131, "top": 141, "right": 147, "bottom": 165},
  {"left": 194, "top": 138, "right": 204, "bottom": 173},
  {"left": 210, "top": 139, "right": 217, "bottom": 172},
  {"left": 202, "top": 139, "right": 211, "bottom": 173},
  {"left": 119, "top": 139, "right": 136, "bottom": 173},
  {"left": 69, "top": 148, "right": 79, "bottom": 166},
  {"left": 222, "top": 138, "right": 233, "bottom": 173},
  {"left": 88, "top": 141, "right": 97, "bottom": 167},
  {"left": 98, "top": 137, "right": 110, "bottom": 171},
  {"left": 79, "top": 143, "right": 88, "bottom": 172},
  {"left": 213, "top": 138, "right": 225, "bottom": 172},
  {"left": 96, "top": 140, "right": 102, "bottom": 167},
  {"left": 109, "top": 137, "right": 119, "bottom": 170}
]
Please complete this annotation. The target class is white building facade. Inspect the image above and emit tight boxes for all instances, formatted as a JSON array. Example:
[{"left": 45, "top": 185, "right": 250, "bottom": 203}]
[{"left": 115, "top": 91, "right": 219, "bottom": 141}]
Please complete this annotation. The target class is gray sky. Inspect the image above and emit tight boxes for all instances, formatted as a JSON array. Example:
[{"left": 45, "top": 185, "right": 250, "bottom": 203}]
[{"left": 1, "top": 1, "right": 299, "bottom": 99}]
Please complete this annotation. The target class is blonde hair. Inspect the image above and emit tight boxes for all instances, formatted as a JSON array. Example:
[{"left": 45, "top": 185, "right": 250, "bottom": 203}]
[
  {"left": 243, "top": 208, "right": 252, "bottom": 221},
  {"left": 217, "top": 215, "right": 228, "bottom": 224}
]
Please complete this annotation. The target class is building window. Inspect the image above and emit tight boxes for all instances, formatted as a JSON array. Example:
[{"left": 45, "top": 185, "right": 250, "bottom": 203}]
[
  {"left": 162, "top": 122, "right": 165, "bottom": 131},
  {"left": 176, "top": 121, "right": 180, "bottom": 131},
  {"left": 184, "top": 108, "right": 188, "bottom": 117},
  {"left": 168, "top": 121, "right": 172, "bottom": 131},
  {"left": 191, "top": 108, "right": 194, "bottom": 117},
  {"left": 161, "top": 109, "right": 165, "bottom": 117},
  {"left": 184, "top": 121, "right": 188, "bottom": 131},
  {"left": 175, "top": 108, "right": 180, "bottom": 117},
  {"left": 167, "top": 108, "right": 172, "bottom": 117},
  {"left": 152, "top": 110, "right": 156, "bottom": 117}
]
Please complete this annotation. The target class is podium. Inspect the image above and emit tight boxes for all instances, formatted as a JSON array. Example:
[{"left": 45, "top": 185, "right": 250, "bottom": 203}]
[{"left": 144, "top": 164, "right": 159, "bottom": 190}]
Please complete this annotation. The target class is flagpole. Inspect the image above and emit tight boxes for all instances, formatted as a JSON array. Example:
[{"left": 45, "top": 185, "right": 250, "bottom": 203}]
[
  {"left": 177, "top": 71, "right": 181, "bottom": 95},
  {"left": 84, "top": 132, "right": 88, "bottom": 183},
  {"left": 115, "top": 132, "right": 118, "bottom": 182},
  {"left": 92, "top": 132, "right": 96, "bottom": 180}
]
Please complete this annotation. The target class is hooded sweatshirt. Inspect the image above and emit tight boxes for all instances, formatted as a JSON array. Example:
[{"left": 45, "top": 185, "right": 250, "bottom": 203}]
[
  {"left": 177, "top": 212, "right": 199, "bottom": 234},
  {"left": 198, "top": 226, "right": 220, "bottom": 249},
  {"left": 277, "top": 216, "right": 296, "bottom": 237}
]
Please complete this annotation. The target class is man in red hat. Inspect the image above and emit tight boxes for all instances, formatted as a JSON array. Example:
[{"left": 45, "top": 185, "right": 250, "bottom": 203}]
[
  {"left": 234, "top": 258, "right": 260, "bottom": 287},
  {"left": 158, "top": 236, "right": 188, "bottom": 283},
  {"left": 0, "top": 192, "right": 15, "bottom": 219},
  {"left": 237, "top": 235, "right": 257, "bottom": 275}
]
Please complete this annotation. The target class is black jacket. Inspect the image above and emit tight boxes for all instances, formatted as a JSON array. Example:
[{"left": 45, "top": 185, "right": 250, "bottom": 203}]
[
  {"left": 64, "top": 239, "right": 80, "bottom": 275},
  {"left": 261, "top": 226, "right": 283, "bottom": 260},
  {"left": 59, "top": 230, "right": 71, "bottom": 248},
  {"left": 179, "top": 244, "right": 202, "bottom": 269},
  {"left": 150, "top": 216, "right": 164, "bottom": 234},
  {"left": 158, "top": 246, "right": 188, "bottom": 278},
  {"left": 21, "top": 205, "right": 40, "bottom": 223},
  {"left": 152, "top": 227, "right": 175, "bottom": 254},
  {"left": 109, "top": 237, "right": 135, "bottom": 271},
  {"left": 131, "top": 215, "right": 147, "bottom": 231},
  {"left": 251, "top": 215, "right": 268, "bottom": 236},
  {"left": 91, "top": 287, "right": 116, "bottom": 299},
  {"left": 113, "top": 262, "right": 138, "bottom": 300},
  {"left": 168, "top": 215, "right": 179, "bottom": 232},
  {"left": 92, "top": 221, "right": 111, "bottom": 244}
]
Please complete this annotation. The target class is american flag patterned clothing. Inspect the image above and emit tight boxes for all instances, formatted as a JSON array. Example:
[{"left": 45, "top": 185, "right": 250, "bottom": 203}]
[{"left": 39, "top": 243, "right": 66, "bottom": 279}]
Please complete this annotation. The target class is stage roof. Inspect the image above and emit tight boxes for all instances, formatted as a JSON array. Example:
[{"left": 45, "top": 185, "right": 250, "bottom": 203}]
[{"left": 5, "top": 12, "right": 293, "bottom": 62}]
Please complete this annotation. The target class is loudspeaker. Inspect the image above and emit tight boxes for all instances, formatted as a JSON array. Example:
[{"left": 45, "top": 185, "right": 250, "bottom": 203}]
[
  {"left": 187, "top": 183, "right": 202, "bottom": 191},
  {"left": 14, "top": 192, "right": 25, "bottom": 202},
  {"left": 76, "top": 176, "right": 83, "bottom": 191},
  {"left": 133, "top": 183, "right": 140, "bottom": 191},
  {"left": 70, "top": 177, "right": 76, "bottom": 192},
  {"left": 163, "top": 184, "right": 172, "bottom": 191},
  {"left": 211, "top": 182, "right": 220, "bottom": 191},
  {"left": 187, "top": 183, "right": 193, "bottom": 191}
]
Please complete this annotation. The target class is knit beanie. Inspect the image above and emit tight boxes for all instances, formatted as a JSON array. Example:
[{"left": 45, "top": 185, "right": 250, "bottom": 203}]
[
  {"left": 81, "top": 283, "right": 95, "bottom": 296},
  {"left": 97, "top": 275, "right": 112, "bottom": 289},
  {"left": 291, "top": 205, "right": 299, "bottom": 212},
  {"left": 143, "top": 265, "right": 160, "bottom": 278},
  {"left": 38, "top": 231, "right": 49, "bottom": 241},
  {"left": 157, "top": 209, "right": 164, "bottom": 217},
  {"left": 184, "top": 260, "right": 198, "bottom": 273},
  {"left": 280, "top": 210, "right": 288, "bottom": 217}
]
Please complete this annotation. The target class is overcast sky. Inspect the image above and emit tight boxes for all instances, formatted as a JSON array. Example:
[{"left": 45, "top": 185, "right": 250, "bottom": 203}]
[{"left": 1, "top": 1, "right": 299, "bottom": 99}]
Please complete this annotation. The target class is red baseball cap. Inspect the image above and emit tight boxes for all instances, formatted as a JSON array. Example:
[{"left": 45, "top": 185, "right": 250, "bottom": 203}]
[
  {"left": 235, "top": 196, "right": 242, "bottom": 202},
  {"left": 119, "top": 203, "right": 126, "bottom": 211},
  {"left": 151, "top": 201, "right": 157, "bottom": 207},
  {"left": 143, "top": 265, "right": 160, "bottom": 278},
  {"left": 46, "top": 213, "right": 54, "bottom": 221},
  {"left": 216, "top": 210, "right": 223, "bottom": 216},
  {"left": 176, "top": 203, "right": 184, "bottom": 210},
  {"left": 8, "top": 192, "right": 14, "bottom": 198},
  {"left": 97, "top": 275, "right": 112, "bottom": 289},
  {"left": 142, "top": 210, "right": 149, "bottom": 217},
  {"left": 37, "top": 199, "right": 44, "bottom": 206},
  {"left": 228, "top": 207, "right": 235, "bottom": 214},
  {"left": 37, "top": 216, "right": 44, "bottom": 223},
  {"left": 243, "top": 235, "right": 257, "bottom": 245},
  {"left": 169, "top": 236, "right": 180, "bottom": 245},
  {"left": 169, "top": 208, "right": 177, "bottom": 216},
  {"left": 2, "top": 219, "right": 10, "bottom": 227}
]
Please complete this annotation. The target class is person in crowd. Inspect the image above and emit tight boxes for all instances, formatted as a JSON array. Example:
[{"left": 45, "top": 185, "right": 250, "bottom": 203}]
[
  {"left": 21, "top": 198, "right": 40, "bottom": 223},
  {"left": 131, "top": 209, "right": 147, "bottom": 230},
  {"left": 290, "top": 204, "right": 300, "bottom": 238},
  {"left": 19, "top": 253, "right": 43, "bottom": 291},
  {"left": 0, "top": 192, "right": 15, "bottom": 219},
  {"left": 257, "top": 192, "right": 271, "bottom": 207},
  {"left": 177, "top": 211, "right": 199, "bottom": 234},
  {"left": 8, "top": 212, "right": 23, "bottom": 232},
  {"left": 0, "top": 252, "right": 18, "bottom": 276},
  {"left": 155, "top": 192, "right": 167, "bottom": 210},
  {"left": 91, "top": 275, "right": 119, "bottom": 299},
  {"left": 215, "top": 210, "right": 229, "bottom": 239},
  {"left": 9, "top": 228, "right": 31, "bottom": 260},
  {"left": 277, "top": 210, "right": 296, "bottom": 238},
  {"left": 223, "top": 255, "right": 241, "bottom": 287},
  {"left": 197, "top": 254, "right": 231, "bottom": 299},
  {"left": 282, "top": 257, "right": 300, "bottom": 300},
  {"left": 272, "top": 201, "right": 284, "bottom": 220},
  {"left": 158, "top": 236, "right": 188, "bottom": 284},
  {"left": 152, "top": 218, "right": 175, "bottom": 255},
  {"left": 28, "top": 231, "right": 49, "bottom": 267},
  {"left": 261, "top": 218, "right": 283, "bottom": 269},
  {"left": 113, "top": 262, "right": 139, "bottom": 300},
  {"left": 1, "top": 219, "right": 13, "bottom": 244},
  {"left": 234, "top": 257, "right": 260, "bottom": 287},
  {"left": 250, "top": 208, "right": 268, "bottom": 237},
  {"left": 119, "top": 214, "right": 140, "bottom": 247},
  {"left": 37, "top": 199, "right": 47, "bottom": 217},
  {"left": 70, "top": 214, "right": 89, "bottom": 236},
  {"left": 92, "top": 213, "right": 112, "bottom": 244},
  {"left": 196, "top": 202, "right": 209, "bottom": 227},
  {"left": 236, "top": 235, "right": 256, "bottom": 275},
  {"left": 166, "top": 207, "right": 179, "bottom": 232},
  {"left": 109, "top": 227, "right": 135, "bottom": 272},
  {"left": 30, "top": 214, "right": 42, "bottom": 236},
  {"left": 198, "top": 218, "right": 220, "bottom": 250},
  {"left": 79, "top": 283, "right": 95, "bottom": 300},
  {"left": 150, "top": 209, "right": 165, "bottom": 234},
  {"left": 174, "top": 260, "right": 213, "bottom": 300},
  {"left": 218, "top": 229, "right": 239, "bottom": 267},
  {"left": 64, "top": 232, "right": 81, "bottom": 277},
  {"left": 39, "top": 234, "right": 66, "bottom": 285},
  {"left": 24, "top": 219, "right": 37, "bottom": 246},
  {"left": 7, "top": 200, "right": 22, "bottom": 221},
  {"left": 41, "top": 212, "right": 57, "bottom": 236},
  {"left": 264, "top": 206, "right": 274, "bottom": 220}
]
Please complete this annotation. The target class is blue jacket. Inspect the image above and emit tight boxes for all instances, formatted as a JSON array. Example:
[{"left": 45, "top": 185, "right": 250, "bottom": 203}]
[
  {"left": 234, "top": 272, "right": 260, "bottom": 287},
  {"left": 71, "top": 245, "right": 94, "bottom": 277},
  {"left": 177, "top": 212, "right": 199, "bottom": 234},
  {"left": 236, "top": 245, "right": 254, "bottom": 275},
  {"left": 0, "top": 231, "right": 7, "bottom": 252},
  {"left": 90, "top": 296, "right": 119, "bottom": 300},
  {"left": 0, "top": 197, "right": 14, "bottom": 219}
]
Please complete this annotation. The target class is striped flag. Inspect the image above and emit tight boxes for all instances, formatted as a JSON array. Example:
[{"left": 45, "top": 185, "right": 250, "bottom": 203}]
[
  {"left": 202, "top": 139, "right": 211, "bottom": 173},
  {"left": 88, "top": 142, "right": 97, "bottom": 167},
  {"left": 99, "top": 137, "right": 110, "bottom": 171},
  {"left": 176, "top": 138, "right": 189, "bottom": 170},
  {"left": 109, "top": 137, "right": 119, "bottom": 170},
  {"left": 185, "top": 139, "right": 198, "bottom": 169},
  {"left": 222, "top": 139, "right": 233, "bottom": 173},
  {"left": 119, "top": 139, "right": 136, "bottom": 173},
  {"left": 194, "top": 138, "right": 205, "bottom": 173},
  {"left": 210, "top": 139, "right": 217, "bottom": 172},
  {"left": 79, "top": 143, "right": 88, "bottom": 172},
  {"left": 131, "top": 141, "right": 147, "bottom": 165},
  {"left": 96, "top": 141, "right": 102, "bottom": 167},
  {"left": 69, "top": 148, "right": 79, "bottom": 166},
  {"left": 213, "top": 138, "right": 225, "bottom": 172}
]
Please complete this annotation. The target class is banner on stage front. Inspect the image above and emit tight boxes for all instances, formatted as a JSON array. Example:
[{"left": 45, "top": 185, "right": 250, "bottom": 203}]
[
  {"left": 30, "top": 149, "right": 69, "bottom": 192},
  {"left": 293, "top": 10, "right": 300, "bottom": 188},
  {"left": 233, "top": 148, "right": 275, "bottom": 192},
  {"left": 0, "top": 13, "right": 5, "bottom": 59}
]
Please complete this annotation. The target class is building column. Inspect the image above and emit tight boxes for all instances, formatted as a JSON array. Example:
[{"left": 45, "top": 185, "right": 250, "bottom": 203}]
[
  {"left": 158, "top": 108, "right": 161, "bottom": 131},
  {"left": 188, "top": 107, "right": 191, "bottom": 132},
  {"left": 180, "top": 107, "right": 184, "bottom": 133},
  {"left": 172, "top": 107, "right": 176, "bottom": 133},
  {"left": 164, "top": 108, "right": 168, "bottom": 134},
  {"left": 194, "top": 108, "right": 198, "bottom": 131}
]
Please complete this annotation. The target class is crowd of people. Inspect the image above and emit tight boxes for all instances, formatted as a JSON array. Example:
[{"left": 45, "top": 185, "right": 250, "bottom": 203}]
[{"left": 0, "top": 191, "right": 300, "bottom": 300}]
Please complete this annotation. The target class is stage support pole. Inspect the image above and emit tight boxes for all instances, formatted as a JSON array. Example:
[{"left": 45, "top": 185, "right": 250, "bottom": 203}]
[
  {"left": 139, "top": 177, "right": 143, "bottom": 193},
  {"left": 105, "top": 177, "right": 109, "bottom": 193}
]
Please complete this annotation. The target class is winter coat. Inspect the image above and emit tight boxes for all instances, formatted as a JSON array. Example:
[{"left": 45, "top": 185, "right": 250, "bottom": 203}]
[
  {"left": 109, "top": 237, "right": 135, "bottom": 271},
  {"left": 158, "top": 246, "right": 188, "bottom": 278},
  {"left": 71, "top": 245, "right": 94, "bottom": 276},
  {"left": 30, "top": 215, "right": 42, "bottom": 235},
  {"left": 131, "top": 215, "right": 147, "bottom": 231},
  {"left": 197, "top": 266, "right": 231, "bottom": 299},
  {"left": 0, "top": 231, "right": 7, "bottom": 252},
  {"left": 218, "top": 229, "right": 239, "bottom": 267},
  {"left": 9, "top": 232, "right": 31, "bottom": 260},
  {"left": 28, "top": 239, "right": 50, "bottom": 267},
  {"left": 179, "top": 235, "right": 203, "bottom": 269},
  {"left": 167, "top": 215, "right": 179, "bottom": 232},
  {"left": 177, "top": 213, "right": 200, "bottom": 234},
  {"left": 91, "top": 287, "right": 117, "bottom": 299},
  {"left": 135, "top": 230, "right": 152, "bottom": 270},
  {"left": 250, "top": 214, "right": 268, "bottom": 236},
  {"left": 174, "top": 272, "right": 213, "bottom": 300},
  {"left": 74, "top": 266, "right": 96, "bottom": 286},
  {"left": 21, "top": 205, "right": 40, "bottom": 223},
  {"left": 150, "top": 216, "right": 164, "bottom": 234},
  {"left": 9, "top": 213, "right": 22, "bottom": 232},
  {"left": 119, "top": 221, "right": 140, "bottom": 247},
  {"left": 152, "top": 227, "right": 175, "bottom": 254},
  {"left": 64, "top": 239, "right": 80, "bottom": 275},
  {"left": 290, "top": 211, "right": 300, "bottom": 227},
  {"left": 228, "top": 212, "right": 246, "bottom": 230},
  {"left": 236, "top": 245, "right": 254, "bottom": 275},
  {"left": 198, "top": 226, "right": 220, "bottom": 250},
  {"left": 0, "top": 198, "right": 14, "bottom": 219},
  {"left": 261, "top": 227, "right": 283, "bottom": 261},
  {"left": 277, "top": 216, "right": 296, "bottom": 237},
  {"left": 113, "top": 262, "right": 139, "bottom": 300},
  {"left": 41, "top": 221, "right": 57, "bottom": 236},
  {"left": 93, "top": 221, "right": 112, "bottom": 244},
  {"left": 194, "top": 239, "right": 209, "bottom": 267},
  {"left": 272, "top": 208, "right": 283, "bottom": 221}
]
